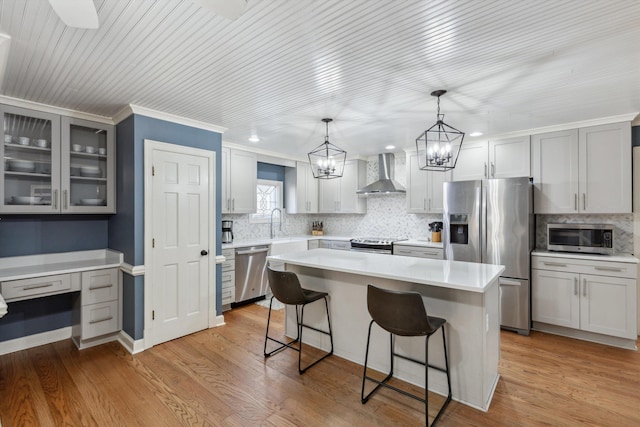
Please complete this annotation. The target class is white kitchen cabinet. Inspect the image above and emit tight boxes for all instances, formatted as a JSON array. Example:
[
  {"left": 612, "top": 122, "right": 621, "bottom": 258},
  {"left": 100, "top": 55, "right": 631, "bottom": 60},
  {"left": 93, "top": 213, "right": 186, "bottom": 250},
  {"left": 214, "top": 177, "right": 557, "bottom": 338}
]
[
  {"left": 221, "top": 248, "right": 235, "bottom": 309},
  {"left": 221, "top": 147, "right": 257, "bottom": 213},
  {"left": 318, "top": 159, "right": 366, "bottom": 214},
  {"left": 318, "top": 239, "right": 351, "bottom": 250},
  {"left": 73, "top": 268, "right": 120, "bottom": 347},
  {"left": 532, "top": 122, "right": 631, "bottom": 214},
  {"left": 531, "top": 253, "right": 637, "bottom": 343},
  {"left": 452, "top": 136, "right": 530, "bottom": 182},
  {"left": 406, "top": 152, "right": 450, "bottom": 214},
  {"left": 285, "top": 161, "right": 318, "bottom": 214},
  {"left": 393, "top": 244, "right": 443, "bottom": 259},
  {"left": 1, "top": 104, "right": 115, "bottom": 214}
]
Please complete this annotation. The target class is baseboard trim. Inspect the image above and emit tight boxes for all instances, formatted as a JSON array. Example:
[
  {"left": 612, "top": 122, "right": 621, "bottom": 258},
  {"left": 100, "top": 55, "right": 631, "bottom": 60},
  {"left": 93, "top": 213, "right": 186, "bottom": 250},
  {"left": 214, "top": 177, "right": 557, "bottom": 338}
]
[
  {"left": 117, "top": 330, "right": 146, "bottom": 354},
  {"left": 212, "top": 314, "right": 226, "bottom": 327},
  {"left": 0, "top": 327, "right": 72, "bottom": 356}
]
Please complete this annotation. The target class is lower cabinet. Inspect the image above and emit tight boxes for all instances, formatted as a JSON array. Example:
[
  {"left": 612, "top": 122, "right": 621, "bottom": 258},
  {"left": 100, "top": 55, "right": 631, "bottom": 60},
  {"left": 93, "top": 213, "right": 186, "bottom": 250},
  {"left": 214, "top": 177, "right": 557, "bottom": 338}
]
[
  {"left": 532, "top": 254, "right": 637, "bottom": 341},
  {"left": 318, "top": 239, "right": 351, "bottom": 250},
  {"left": 221, "top": 248, "right": 235, "bottom": 309},
  {"left": 72, "top": 268, "right": 120, "bottom": 349},
  {"left": 392, "top": 244, "right": 443, "bottom": 259}
]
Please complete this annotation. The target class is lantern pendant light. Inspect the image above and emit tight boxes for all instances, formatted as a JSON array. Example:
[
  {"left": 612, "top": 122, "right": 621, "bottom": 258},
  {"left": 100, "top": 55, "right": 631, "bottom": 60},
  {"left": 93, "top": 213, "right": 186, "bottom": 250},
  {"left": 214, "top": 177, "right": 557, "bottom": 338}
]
[
  {"left": 308, "top": 118, "right": 347, "bottom": 179},
  {"left": 416, "top": 90, "right": 464, "bottom": 172}
]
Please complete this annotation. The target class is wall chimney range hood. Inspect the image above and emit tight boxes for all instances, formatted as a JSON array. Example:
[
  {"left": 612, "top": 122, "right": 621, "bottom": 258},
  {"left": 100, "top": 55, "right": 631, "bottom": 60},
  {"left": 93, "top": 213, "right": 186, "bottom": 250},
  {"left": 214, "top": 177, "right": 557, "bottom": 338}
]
[{"left": 357, "top": 153, "right": 406, "bottom": 194}]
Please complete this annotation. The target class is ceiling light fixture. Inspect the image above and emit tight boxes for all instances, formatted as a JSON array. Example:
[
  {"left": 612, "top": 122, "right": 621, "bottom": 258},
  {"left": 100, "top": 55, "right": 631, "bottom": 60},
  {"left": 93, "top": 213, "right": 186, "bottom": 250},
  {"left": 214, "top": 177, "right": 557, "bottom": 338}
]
[
  {"left": 248, "top": 135, "right": 260, "bottom": 142},
  {"left": 385, "top": 145, "right": 396, "bottom": 150},
  {"left": 308, "top": 118, "right": 346, "bottom": 179},
  {"left": 415, "top": 90, "right": 464, "bottom": 172},
  {"left": 469, "top": 132, "right": 483, "bottom": 137}
]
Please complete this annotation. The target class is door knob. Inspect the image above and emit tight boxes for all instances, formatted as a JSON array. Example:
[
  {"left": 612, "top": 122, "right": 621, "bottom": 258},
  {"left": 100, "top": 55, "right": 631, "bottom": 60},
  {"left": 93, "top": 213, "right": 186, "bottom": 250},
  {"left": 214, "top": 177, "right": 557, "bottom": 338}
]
[{"left": 201, "top": 250, "right": 208, "bottom": 256}]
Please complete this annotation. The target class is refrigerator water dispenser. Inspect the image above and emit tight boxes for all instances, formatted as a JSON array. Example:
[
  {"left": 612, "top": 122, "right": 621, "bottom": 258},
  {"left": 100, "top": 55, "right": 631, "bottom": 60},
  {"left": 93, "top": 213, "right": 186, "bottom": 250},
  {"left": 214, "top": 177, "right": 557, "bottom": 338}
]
[{"left": 448, "top": 214, "right": 468, "bottom": 244}]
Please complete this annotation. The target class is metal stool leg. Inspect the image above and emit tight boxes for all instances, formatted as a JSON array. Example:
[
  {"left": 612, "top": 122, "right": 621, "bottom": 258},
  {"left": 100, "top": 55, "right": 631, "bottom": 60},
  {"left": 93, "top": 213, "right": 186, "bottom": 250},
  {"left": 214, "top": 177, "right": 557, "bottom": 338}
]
[
  {"left": 298, "top": 296, "right": 334, "bottom": 374},
  {"left": 264, "top": 297, "right": 300, "bottom": 358}
]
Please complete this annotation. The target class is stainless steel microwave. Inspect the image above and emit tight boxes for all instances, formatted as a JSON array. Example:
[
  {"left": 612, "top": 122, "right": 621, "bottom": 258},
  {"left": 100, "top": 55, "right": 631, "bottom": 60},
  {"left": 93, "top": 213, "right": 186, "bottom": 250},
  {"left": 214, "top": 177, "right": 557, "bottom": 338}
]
[{"left": 547, "top": 224, "right": 614, "bottom": 255}]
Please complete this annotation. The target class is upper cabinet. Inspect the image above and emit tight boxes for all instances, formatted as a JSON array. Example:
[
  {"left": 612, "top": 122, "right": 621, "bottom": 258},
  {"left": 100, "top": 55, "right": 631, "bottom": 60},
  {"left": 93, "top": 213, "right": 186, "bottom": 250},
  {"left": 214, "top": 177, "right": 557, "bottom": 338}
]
[
  {"left": 285, "top": 161, "right": 318, "bottom": 214},
  {"left": 1, "top": 105, "right": 115, "bottom": 214},
  {"left": 221, "top": 147, "right": 257, "bottom": 214},
  {"left": 406, "top": 152, "right": 451, "bottom": 214},
  {"left": 318, "top": 159, "right": 367, "bottom": 214},
  {"left": 452, "top": 136, "right": 531, "bottom": 181},
  {"left": 532, "top": 122, "right": 631, "bottom": 214}
]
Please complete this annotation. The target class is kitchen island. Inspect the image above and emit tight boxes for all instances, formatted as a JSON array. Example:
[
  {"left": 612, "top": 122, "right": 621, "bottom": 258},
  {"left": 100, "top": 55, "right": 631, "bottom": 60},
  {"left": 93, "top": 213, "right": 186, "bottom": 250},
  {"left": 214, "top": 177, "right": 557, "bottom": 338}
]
[{"left": 267, "top": 248, "right": 505, "bottom": 411}]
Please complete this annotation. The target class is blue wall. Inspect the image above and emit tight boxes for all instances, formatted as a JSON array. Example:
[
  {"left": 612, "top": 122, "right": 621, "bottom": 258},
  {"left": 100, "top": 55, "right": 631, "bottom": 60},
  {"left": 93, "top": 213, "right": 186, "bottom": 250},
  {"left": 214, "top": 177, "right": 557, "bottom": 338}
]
[
  {"left": 109, "top": 114, "right": 223, "bottom": 340},
  {"left": 258, "top": 162, "right": 285, "bottom": 181},
  {"left": 632, "top": 125, "right": 639, "bottom": 146}
]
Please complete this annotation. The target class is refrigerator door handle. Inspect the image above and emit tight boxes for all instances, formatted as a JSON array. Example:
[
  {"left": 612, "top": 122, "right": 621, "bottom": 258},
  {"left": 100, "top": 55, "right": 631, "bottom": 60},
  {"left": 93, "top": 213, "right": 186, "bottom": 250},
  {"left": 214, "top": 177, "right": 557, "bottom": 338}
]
[
  {"left": 500, "top": 279, "right": 522, "bottom": 286},
  {"left": 484, "top": 162, "right": 487, "bottom": 178}
]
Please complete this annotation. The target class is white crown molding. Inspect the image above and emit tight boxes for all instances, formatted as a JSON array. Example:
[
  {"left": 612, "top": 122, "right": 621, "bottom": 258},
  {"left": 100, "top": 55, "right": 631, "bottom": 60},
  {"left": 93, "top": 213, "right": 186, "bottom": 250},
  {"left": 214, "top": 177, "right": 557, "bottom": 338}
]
[
  {"left": 0, "top": 327, "right": 71, "bottom": 356},
  {"left": 113, "top": 104, "right": 227, "bottom": 134},
  {"left": 0, "top": 95, "right": 114, "bottom": 124},
  {"left": 484, "top": 113, "right": 639, "bottom": 141},
  {"left": 121, "top": 262, "right": 145, "bottom": 276}
]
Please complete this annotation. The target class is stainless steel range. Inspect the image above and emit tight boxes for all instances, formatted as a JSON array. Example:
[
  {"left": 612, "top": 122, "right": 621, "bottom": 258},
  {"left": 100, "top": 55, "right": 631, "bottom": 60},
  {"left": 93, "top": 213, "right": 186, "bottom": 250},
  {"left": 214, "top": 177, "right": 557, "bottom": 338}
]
[{"left": 350, "top": 238, "right": 405, "bottom": 254}]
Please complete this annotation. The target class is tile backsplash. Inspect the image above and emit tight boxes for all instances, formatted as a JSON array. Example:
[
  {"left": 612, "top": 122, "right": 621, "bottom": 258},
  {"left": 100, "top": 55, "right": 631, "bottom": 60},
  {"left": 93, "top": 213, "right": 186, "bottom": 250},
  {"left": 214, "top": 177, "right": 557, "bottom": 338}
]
[{"left": 224, "top": 153, "right": 635, "bottom": 254}]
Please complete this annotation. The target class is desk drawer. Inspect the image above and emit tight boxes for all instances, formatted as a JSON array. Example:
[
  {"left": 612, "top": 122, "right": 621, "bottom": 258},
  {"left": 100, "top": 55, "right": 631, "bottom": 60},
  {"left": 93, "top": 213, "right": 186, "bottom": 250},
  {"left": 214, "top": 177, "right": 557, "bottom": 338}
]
[
  {"left": 222, "top": 286, "right": 235, "bottom": 305},
  {"left": 82, "top": 300, "right": 119, "bottom": 339},
  {"left": 1, "top": 273, "right": 79, "bottom": 302},
  {"left": 222, "top": 259, "right": 235, "bottom": 272},
  {"left": 81, "top": 269, "right": 119, "bottom": 305}
]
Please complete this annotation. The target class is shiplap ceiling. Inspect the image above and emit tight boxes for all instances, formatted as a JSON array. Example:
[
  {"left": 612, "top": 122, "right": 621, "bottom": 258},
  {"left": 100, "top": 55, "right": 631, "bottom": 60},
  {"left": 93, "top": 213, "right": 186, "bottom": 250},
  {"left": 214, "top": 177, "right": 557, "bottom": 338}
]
[{"left": 1, "top": 0, "right": 639, "bottom": 159}]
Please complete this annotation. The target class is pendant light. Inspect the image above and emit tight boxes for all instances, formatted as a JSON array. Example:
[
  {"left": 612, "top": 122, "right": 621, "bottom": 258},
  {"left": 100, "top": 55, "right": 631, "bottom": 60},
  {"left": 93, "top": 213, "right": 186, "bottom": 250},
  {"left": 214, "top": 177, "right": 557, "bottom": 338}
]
[
  {"left": 308, "top": 118, "right": 347, "bottom": 179},
  {"left": 416, "top": 90, "right": 464, "bottom": 172}
]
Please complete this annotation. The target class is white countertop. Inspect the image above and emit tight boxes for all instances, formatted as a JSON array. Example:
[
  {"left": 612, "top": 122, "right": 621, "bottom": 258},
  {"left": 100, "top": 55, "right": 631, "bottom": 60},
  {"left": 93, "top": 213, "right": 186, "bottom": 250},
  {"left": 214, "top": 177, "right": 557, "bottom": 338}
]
[
  {"left": 532, "top": 250, "right": 639, "bottom": 264},
  {"left": 221, "top": 235, "right": 352, "bottom": 250},
  {"left": 0, "top": 249, "right": 123, "bottom": 282},
  {"left": 268, "top": 248, "right": 504, "bottom": 293}
]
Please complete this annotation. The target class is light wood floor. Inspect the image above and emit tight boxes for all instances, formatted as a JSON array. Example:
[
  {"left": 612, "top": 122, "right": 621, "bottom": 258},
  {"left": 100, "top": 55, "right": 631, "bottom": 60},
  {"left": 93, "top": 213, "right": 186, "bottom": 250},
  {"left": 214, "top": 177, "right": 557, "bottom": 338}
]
[{"left": 1, "top": 303, "right": 639, "bottom": 426}]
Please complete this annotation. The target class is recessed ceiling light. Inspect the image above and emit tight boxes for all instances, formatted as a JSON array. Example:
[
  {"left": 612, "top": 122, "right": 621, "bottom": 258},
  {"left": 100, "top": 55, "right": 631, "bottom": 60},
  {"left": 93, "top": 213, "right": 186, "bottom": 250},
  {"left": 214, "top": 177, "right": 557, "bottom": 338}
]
[
  {"left": 248, "top": 135, "right": 260, "bottom": 142},
  {"left": 385, "top": 145, "right": 396, "bottom": 150},
  {"left": 469, "top": 132, "right": 483, "bottom": 137}
]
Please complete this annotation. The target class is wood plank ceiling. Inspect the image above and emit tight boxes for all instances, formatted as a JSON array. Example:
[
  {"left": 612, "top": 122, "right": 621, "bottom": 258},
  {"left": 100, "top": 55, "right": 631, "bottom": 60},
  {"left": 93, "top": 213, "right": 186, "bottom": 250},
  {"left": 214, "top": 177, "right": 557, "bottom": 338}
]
[{"left": 0, "top": 0, "right": 639, "bottom": 158}]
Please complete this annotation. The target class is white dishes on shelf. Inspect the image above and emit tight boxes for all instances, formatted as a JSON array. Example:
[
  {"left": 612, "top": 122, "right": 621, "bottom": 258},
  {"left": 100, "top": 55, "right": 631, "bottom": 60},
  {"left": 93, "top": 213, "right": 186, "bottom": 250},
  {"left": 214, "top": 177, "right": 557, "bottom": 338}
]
[
  {"left": 80, "top": 166, "right": 101, "bottom": 177},
  {"left": 6, "top": 159, "right": 36, "bottom": 172},
  {"left": 85, "top": 146, "right": 95, "bottom": 154},
  {"left": 4, "top": 134, "right": 12, "bottom": 143},
  {"left": 80, "top": 198, "right": 106, "bottom": 206},
  {"left": 72, "top": 144, "right": 83, "bottom": 152},
  {"left": 11, "top": 196, "right": 42, "bottom": 205},
  {"left": 34, "top": 139, "right": 49, "bottom": 148},
  {"left": 98, "top": 148, "right": 106, "bottom": 155}
]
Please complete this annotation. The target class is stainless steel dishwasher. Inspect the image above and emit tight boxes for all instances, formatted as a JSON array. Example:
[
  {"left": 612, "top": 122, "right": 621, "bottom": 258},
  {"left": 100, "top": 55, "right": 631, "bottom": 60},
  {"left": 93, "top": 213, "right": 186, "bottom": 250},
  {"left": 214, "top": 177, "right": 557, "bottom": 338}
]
[{"left": 234, "top": 245, "right": 269, "bottom": 304}]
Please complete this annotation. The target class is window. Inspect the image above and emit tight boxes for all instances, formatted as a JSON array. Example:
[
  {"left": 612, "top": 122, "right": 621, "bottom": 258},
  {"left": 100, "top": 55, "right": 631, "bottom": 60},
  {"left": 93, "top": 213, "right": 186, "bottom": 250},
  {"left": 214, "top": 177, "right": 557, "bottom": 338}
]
[{"left": 249, "top": 179, "right": 283, "bottom": 223}]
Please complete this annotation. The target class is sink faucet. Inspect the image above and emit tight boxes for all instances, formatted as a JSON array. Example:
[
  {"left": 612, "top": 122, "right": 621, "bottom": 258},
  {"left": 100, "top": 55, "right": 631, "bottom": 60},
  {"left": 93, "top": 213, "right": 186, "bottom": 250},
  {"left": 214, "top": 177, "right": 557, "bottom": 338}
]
[{"left": 270, "top": 207, "right": 282, "bottom": 239}]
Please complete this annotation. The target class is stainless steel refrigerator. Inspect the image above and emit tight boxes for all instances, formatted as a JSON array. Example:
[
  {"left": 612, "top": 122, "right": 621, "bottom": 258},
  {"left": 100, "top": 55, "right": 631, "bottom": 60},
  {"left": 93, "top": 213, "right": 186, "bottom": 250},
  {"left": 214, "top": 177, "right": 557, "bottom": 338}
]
[{"left": 443, "top": 177, "right": 534, "bottom": 335}]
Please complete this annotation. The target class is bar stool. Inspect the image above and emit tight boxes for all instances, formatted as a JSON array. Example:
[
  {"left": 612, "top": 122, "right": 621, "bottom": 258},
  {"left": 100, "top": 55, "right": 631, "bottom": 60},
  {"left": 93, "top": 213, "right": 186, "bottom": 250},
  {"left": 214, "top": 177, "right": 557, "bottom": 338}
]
[
  {"left": 264, "top": 267, "right": 334, "bottom": 374},
  {"left": 361, "top": 285, "right": 452, "bottom": 426}
]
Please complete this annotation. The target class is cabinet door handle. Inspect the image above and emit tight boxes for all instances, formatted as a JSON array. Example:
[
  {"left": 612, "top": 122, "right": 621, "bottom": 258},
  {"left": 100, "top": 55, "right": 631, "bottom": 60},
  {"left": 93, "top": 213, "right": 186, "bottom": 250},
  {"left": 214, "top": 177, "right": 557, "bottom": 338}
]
[
  {"left": 583, "top": 278, "right": 587, "bottom": 297},
  {"left": 484, "top": 162, "right": 487, "bottom": 178},
  {"left": 594, "top": 266, "right": 623, "bottom": 272},
  {"left": 53, "top": 189, "right": 58, "bottom": 210},
  {"left": 574, "top": 193, "right": 578, "bottom": 211},
  {"left": 423, "top": 199, "right": 427, "bottom": 211},
  {"left": 89, "top": 316, "right": 113, "bottom": 325},
  {"left": 574, "top": 277, "right": 578, "bottom": 295},
  {"left": 543, "top": 261, "right": 567, "bottom": 267},
  {"left": 63, "top": 190, "right": 68, "bottom": 210},
  {"left": 491, "top": 162, "right": 495, "bottom": 177},
  {"left": 582, "top": 193, "right": 586, "bottom": 210},
  {"left": 428, "top": 198, "right": 431, "bottom": 211},
  {"left": 89, "top": 284, "right": 113, "bottom": 291},
  {"left": 23, "top": 283, "right": 54, "bottom": 291}
]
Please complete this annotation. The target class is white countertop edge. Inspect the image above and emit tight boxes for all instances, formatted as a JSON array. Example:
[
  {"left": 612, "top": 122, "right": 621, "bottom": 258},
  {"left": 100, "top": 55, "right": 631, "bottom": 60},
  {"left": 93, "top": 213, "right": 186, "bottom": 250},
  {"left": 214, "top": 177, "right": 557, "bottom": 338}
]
[
  {"left": 268, "top": 249, "right": 504, "bottom": 293},
  {"left": 532, "top": 250, "right": 639, "bottom": 264},
  {"left": 221, "top": 235, "right": 353, "bottom": 249},
  {"left": 0, "top": 249, "right": 124, "bottom": 282}
]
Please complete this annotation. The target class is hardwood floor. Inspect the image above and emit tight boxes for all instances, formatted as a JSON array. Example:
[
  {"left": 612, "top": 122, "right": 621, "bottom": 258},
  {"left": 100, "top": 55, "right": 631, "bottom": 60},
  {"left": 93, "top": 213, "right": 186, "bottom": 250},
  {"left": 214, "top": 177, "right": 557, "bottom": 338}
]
[{"left": 1, "top": 303, "right": 639, "bottom": 426}]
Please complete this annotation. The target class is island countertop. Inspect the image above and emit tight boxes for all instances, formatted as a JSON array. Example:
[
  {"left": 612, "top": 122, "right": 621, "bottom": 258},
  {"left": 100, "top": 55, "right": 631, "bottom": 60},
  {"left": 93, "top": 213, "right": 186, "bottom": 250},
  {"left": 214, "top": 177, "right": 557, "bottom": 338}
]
[{"left": 268, "top": 248, "right": 504, "bottom": 293}]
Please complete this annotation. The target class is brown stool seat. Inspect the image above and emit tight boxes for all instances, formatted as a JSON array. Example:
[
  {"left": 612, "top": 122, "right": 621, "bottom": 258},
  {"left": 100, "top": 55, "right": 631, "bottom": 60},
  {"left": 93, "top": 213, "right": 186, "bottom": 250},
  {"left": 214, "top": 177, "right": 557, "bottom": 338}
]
[
  {"left": 264, "top": 267, "right": 334, "bottom": 374},
  {"left": 361, "top": 285, "right": 452, "bottom": 426}
]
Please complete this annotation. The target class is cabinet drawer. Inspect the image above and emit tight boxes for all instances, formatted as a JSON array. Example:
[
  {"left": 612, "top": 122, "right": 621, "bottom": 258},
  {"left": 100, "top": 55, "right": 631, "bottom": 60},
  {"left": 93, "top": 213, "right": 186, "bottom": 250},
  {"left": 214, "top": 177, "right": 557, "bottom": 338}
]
[
  {"left": 222, "top": 248, "right": 235, "bottom": 260},
  {"left": 81, "top": 269, "right": 119, "bottom": 305},
  {"left": 393, "top": 246, "right": 443, "bottom": 259},
  {"left": 532, "top": 256, "right": 636, "bottom": 279},
  {"left": 222, "top": 271, "right": 235, "bottom": 289},
  {"left": 222, "top": 286, "right": 235, "bottom": 305},
  {"left": 1, "top": 273, "right": 79, "bottom": 302},
  {"left": 222, "top": 259, "right": 235, "bottom": 272},
  {"left": 82, "top": 300, "right": 118, "bottom": 339}
]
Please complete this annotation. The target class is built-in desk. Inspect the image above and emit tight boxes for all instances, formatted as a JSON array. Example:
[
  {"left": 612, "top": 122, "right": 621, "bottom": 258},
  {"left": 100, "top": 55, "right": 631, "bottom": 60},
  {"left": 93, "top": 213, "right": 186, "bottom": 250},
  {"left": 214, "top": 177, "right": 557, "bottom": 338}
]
[
  {"left": 268, "top": 249, "right": 504, "bottom": 412},
  {"left": 0, "top": 250, "right": 123, "bottom": 349}
]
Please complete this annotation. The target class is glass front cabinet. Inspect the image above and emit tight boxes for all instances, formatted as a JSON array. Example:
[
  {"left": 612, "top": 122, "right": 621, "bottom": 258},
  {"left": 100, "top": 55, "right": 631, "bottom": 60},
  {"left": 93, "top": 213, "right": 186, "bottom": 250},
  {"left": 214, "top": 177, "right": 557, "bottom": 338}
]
[{"left": 1, "top": 105, "right": 115, "bottom": 214}]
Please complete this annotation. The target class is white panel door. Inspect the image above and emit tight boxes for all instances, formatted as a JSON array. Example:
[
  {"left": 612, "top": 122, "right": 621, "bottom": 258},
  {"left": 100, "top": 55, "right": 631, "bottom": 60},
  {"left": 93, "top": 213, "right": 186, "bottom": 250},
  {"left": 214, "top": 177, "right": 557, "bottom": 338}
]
[
  {"left": 531, "top": 269, "right": 580, "bottom": 328},
  {"left": 531, "top": 129, "right": 579, "bottom": 214},
  {"left": 579, "top": 122, "right": 631, "bottom": 214},
  {"left": 151, "top": 149, "right": 210, "bottom": 345}
]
